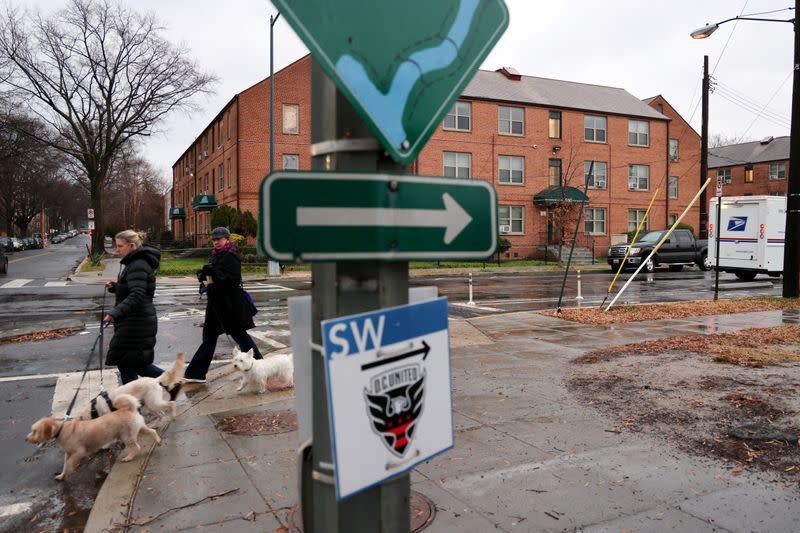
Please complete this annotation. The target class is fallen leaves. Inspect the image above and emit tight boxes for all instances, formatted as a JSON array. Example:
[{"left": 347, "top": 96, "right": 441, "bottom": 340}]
[
  {"left": 544, "top": 297, "right": 800, "bottom": 325},
  {"left": 0, "top": 327, "right": 81, "bottom": 345},
  {"left": 214, "top": 410, "right": 298, "bottom": 436}
]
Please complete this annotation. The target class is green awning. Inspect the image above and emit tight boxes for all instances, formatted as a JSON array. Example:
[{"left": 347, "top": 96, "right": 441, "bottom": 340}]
[
  {"left": 192, "top": 195, "right": 217, "bottom": 212},
  {"left": 533, "top": 186, "right": 589, "bottom": 206},
  {"left": 169, "top": 207, "right": 186, "bottom": 219}
]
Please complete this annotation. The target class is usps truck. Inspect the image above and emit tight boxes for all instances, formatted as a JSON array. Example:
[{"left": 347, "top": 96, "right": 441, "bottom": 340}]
[{"left": 708, "top": 195, "right": 786, "bottom": 281}]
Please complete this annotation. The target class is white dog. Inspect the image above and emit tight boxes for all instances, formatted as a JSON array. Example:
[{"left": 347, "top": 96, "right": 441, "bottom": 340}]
[
  {"left": 80, "top": 353, "right": 185, "bottom": 424},
  {"left": 26, "top": 394, "right": 160, "bottom": 480},
  {"left": 231, "top": 347, "right": 294, "bottom": 394}
]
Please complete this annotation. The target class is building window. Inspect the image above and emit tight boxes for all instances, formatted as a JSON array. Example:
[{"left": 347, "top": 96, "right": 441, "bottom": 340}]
[
  {"left": 227, "top": 112, "right": 230, "bottom": 140},
  {"left": 498, "top": 106, "right": 524, "bottom": 135},
  {"left": 444, "top": 101, "right": 471, "bottom": 131},
  {"left": 668, "top": 176, "right": 678, "bottom": 199},
  {"left": 498, "top": 205, "right": 524, "bottom": 234},
  {"left": 548, "top": 158, "right": 562, "bottom": 187},
  {"left": 283, "top": 103, "right": 299, "bottom": 134},
  {"left": 204, "top": 174, "right": 209, "bottom": 193},
  {"left": 218, "top": 164, "right": 224, "bottom": 191},
  {"left": 668, "top": 213, "right": 678, "bottom": 226},
  {"left": 584, "top": 115, "right": 607, "bottom": 143},
  {"left": 584, "top": 208, "right": 606, "bottom": 234},
  {"left": 227, "top": 159, "right": 232, "bottom": 188},
  {"left": 769, "top": 161, "right": 787, "bottom": 180},
  {"left": 657, "top": 104, "right": 664, "bottom": 114},
  {"left": 283, "top": 154, "right": 299, "bottom": 170},
  {"left": 628, "top": 209, "right": 649, "bottom": 232},
  {"left": 548, "top": 110, "right": 561, "bottom": 139},
  {"left": 585, "top": 161, "right": 607, "bottom": 189},
  {"left": 718, "top": 168, "right": 732, "bottom": 184},
  {"left": 628, "top": 120, "right": 649, "bottom": 146},
  {"left": 745, "top": 165, "right": 754, "bottom": 183},
  {"left": 211, "top": 128, "right": 215, "bottom": 152},
  {"left": 669, "top": 139, "right": 679, "bottom": 161},
  {"left": 628, "top": 164, "right": 649, "bottom": 191},
  {"left": 498, "top": 155, "right": 524, "bottom": 184},
  {"left": 443, "top": 151, "right": 471, "bottom": 178}
]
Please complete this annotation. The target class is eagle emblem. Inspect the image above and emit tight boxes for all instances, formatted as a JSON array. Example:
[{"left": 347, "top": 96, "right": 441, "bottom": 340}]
[{"left": 364, "top": 364, "right": 425, "bottom": 456}]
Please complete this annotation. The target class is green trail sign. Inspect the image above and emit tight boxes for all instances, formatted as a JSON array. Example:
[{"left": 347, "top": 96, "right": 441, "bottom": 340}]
[
  {"left": 260, "top": 172, "right": 497, "bottom": 261},
  {"left": 271, "top": 0, "right": 509, "bottom": 165}
]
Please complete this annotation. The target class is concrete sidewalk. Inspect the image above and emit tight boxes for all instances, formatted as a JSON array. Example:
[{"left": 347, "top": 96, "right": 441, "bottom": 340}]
[{"left": 85, "top": 309, "right": 800, "bottom": 532}]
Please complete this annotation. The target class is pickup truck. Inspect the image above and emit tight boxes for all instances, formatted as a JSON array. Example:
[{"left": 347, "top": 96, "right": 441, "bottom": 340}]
[{"left": 607, "top": 229, "right": 710, "bottom": 273}]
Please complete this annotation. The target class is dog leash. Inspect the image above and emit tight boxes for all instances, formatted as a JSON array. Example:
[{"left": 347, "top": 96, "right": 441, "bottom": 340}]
[{"left": 62, "top": 322, "right": 108, "bottom": 419}]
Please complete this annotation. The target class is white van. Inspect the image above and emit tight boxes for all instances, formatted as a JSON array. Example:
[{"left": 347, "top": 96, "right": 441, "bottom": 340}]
[{"left": 708, "top": 195, "right": 786, "bottom": 281}]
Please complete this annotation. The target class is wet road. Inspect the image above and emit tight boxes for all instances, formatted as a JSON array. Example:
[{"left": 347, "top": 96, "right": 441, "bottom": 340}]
[{"left": 0, "top": 254, "right": 784, "bottom": 529}]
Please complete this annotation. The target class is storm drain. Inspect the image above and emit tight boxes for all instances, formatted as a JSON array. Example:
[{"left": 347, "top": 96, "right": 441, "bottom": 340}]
[
  {"left": 214, "top": 410, "right": 298, "bottom": 436},
  {"left": 287, "top": 490, "right": 436, "bottom": 531}
]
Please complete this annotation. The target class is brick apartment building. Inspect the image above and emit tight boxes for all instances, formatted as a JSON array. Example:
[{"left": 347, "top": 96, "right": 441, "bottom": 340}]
[
  {"left": 708, "top": 136, "right": 789, "bottom": 197},
  {"left": 170, "top": 56, "right": 701, "bottom": 257}
]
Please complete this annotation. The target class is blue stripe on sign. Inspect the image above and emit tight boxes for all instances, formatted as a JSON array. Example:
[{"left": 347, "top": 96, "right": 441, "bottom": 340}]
[{"left": 322, "top": 297, "right": 448, "bottom": 358}]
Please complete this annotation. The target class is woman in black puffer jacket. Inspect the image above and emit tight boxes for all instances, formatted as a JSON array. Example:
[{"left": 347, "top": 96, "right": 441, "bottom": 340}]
[
  {"left": 103, "top": 230, "right": 163, "bottom": 384},
  {"left": 183, "top": 227, "right": 262, "bottom": 383}
]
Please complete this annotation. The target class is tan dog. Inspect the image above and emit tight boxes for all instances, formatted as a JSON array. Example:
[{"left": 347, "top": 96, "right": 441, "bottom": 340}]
[
  {"left": 81, "top": 353, "right": 185, "bottom": 424},
  {"left": 26, "top": 394, "right": 160, "bottom": 480}
]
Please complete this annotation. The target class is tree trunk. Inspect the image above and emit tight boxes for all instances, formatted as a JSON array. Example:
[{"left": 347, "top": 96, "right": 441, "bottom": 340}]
[{"left": 90, "top": 177, "right": 104, "bottom": 255}]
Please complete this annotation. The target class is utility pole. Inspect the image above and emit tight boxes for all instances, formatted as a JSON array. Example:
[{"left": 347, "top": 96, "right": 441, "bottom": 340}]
[
  {"left": 304, "top": 59, "right": 409, "bottom": 533},
  {"left": 700, "top": 55, "right": 710, "bottom": 240},
  {"left": 266, "top": 12, "right": 282, "bottom": 277},
  {"left": 783, "top": 0, "right": 800, "bottom": 298}
]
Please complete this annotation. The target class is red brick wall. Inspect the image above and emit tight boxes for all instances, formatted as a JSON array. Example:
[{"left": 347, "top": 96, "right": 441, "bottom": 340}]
[
  {"left": 418, "top": 100, "right": 670, "bottom": 256},
  {"left": 708, "top": 160, "right": 790, "bottom": 197}
]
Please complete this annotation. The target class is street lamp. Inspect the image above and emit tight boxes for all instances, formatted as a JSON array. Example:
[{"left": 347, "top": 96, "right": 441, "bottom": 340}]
[{"left": 691, "top": 4, "right": 800, "bottom": 298}]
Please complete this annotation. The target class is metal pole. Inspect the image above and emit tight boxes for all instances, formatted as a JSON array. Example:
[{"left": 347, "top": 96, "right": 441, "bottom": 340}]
[
  {"left": 267, "top": 13, "right": 282, "bottom": 277},
  {"left": 303, "top": 59, "right": 409, "bottom": 533},
  {"left": 575, "top": 270, "right": 584, "bottom": 301},
  {"left": 468, "top": 273, "right": 475, "bottom": 305},
  {"left": 700, "top": 55, "right": 709, "bottom": 240},
  {"left": 714, "top": 195, "right": 722, "bottom": 300},
  {"left": 783, "top": 3, "right": 800, "bottom": 298}
]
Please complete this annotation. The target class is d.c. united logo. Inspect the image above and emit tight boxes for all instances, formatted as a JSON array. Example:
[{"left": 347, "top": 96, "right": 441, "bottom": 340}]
[{"left": 364, "top": 364, "right": 425, "bottom": 456}]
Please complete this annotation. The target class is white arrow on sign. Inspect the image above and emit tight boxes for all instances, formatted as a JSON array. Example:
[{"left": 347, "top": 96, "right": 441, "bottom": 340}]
[{"left": 296, "top": 192, "right": 473, "bottom": 245}]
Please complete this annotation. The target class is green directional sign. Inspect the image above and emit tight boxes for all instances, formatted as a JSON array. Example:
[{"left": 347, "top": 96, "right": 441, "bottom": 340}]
[
  {"left": 271, "top": 0, "right": 509, "bottom": 165},
  {"left": 260, "top": 172, "right": 497, "bottom": 261}
]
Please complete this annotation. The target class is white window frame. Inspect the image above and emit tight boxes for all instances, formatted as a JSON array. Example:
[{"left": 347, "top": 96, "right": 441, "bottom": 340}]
[
  {"left": 628, "top": 164, "right": 650, "bottom": 191},
  {"left": 283, "top": 154, "right": 299, "bottom": 170},
  {"left": 668, "top": 213, "right": 678, "bottom": 226},
  {"left": 548, "top": 110, "right": 561, "bottom": 139},
  {"left": 769, "top": 161, "right": 787, "bottom": 180},
  {"left": 718, "top": 168, "right": 732, "bottom": 184},
  {"left": 218, "top": 164, "right": 224, "bottom": 191},
  {"left": 668, "top": 175, "right": 678, "bottom": 199},
  {"left": 584, "top": 208, "right": 606, "bottom": 235},
  {"left": 498, "top": 205, "right": 524, "bottom": 234},
  {"left": 585, "top": 161, "right": 607, "bottom": 189},
  {"left": 628, "top": 209, "right": 649, "bottom": 232},
  {"left": 444, "top": 101, "right": 471, "bottom": 131},
  {"left": 584, "top": 115, "right": 607, "bottom": 143},
  {"left": 549, "top": 158, "right": 562, "bottom": 187},
  {"left": 498, "top": 155, "right": 524, "bottom": 185},
  {"left": 498, "top": 106, "right": 524, "bottom": 136},
  {"left": 628, "top": 120, "right": 649, "bottom": 147},
  {"left": 669, "top": 139, "right": 679, "bottom": 161},
  {"left": 443, "top": 151, "right": 472, "bottom": 179},
  {"left": 282, "top": 103, "right": 299, "bottom": 134}
]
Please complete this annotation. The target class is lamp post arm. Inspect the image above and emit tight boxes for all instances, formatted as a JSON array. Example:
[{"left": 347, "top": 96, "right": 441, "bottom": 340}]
[{"left": 721, "top": 16, "right": 795, "bottom": 25}]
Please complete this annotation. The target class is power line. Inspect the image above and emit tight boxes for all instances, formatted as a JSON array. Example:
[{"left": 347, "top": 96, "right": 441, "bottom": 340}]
[{"left": 738, "top": 70, "right": 793, "bottom": 140}]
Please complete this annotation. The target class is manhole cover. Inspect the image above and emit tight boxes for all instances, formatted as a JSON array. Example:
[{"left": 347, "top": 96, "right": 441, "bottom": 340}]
[
  {"left": 287, "top": 490, "right": 435, "bottom": 531},
  {"left": 214, "top": 410, "right": 298, "bottom": 436}
]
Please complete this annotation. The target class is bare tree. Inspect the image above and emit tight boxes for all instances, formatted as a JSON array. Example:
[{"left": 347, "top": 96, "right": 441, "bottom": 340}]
[
  {"left": 103, "top": 152, "right": 168, "bottom": 235},
  {"left": 710, "top": 133, "right": 751, "bottom": 148},
  {"left": 0, "top": 0, "right": 215, "bottom": 253}
]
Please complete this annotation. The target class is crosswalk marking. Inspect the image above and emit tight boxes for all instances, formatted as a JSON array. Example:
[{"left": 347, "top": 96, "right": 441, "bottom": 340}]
[
  {"left": 249, "top": 329, "right": 287, "bottom": 349},
  {"left": 44, "top": 281, "right": 68, "bottom": 287},
  {"left": 0, "top": 278, "right": 33, "bottom": 288}
]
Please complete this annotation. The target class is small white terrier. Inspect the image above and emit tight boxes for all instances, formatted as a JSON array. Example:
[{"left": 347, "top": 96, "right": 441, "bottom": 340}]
[{"left": 231, "top": 347, "right": 294, "bottom": 394}]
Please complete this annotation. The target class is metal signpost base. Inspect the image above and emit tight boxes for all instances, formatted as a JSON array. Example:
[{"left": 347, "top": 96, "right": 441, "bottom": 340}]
[{"left": 302, "top": 59, "right": 409, "bottom": 533}]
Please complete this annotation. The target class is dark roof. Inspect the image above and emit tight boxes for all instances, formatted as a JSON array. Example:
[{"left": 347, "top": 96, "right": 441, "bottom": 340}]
[
  {"left": 462, "top": 70, "right": 668, "bottom": 120},
  {"left": 708, "top": 136, "right": 790, "bottom": 168}
]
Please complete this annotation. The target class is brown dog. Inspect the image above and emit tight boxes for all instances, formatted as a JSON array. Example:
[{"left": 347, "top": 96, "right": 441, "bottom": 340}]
[{"left": 26, "top": 394, "right": 160, "bottom": 480}]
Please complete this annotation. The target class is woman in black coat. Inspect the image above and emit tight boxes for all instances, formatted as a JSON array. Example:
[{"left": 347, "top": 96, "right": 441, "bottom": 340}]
[
  {"left": 103, "top": 230, "right": 163, "bottom": 384},
  {"left": 183, "top": 227, "right": 262, "bottom": 383}
]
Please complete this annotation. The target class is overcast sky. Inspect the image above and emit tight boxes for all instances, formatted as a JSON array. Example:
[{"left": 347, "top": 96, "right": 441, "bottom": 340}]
[{"left": 24, "top": 0, "right": 797, "bottom": 183}]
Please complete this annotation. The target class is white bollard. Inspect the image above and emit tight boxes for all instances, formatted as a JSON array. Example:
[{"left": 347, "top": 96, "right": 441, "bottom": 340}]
[
  {"left": 575, "top": 269, "right": 584, "bottom": 301},
  {"left": 467, "top": 273, "right": 475, "bottom": 306}
]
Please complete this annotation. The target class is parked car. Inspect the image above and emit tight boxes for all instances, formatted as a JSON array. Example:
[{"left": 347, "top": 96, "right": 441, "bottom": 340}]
[
  {"left": 608, "top": 229, "right": 710, "bottom": 273},
  {"left": 0, "top": 237, "right": 12, "bottom": 252},
  {"left": 32, "top": 237, "right": 44, "bottom": 249},
  {"left": 0, "top": 247, "right": 7, "bottom": 274},
  {"left": 51, "top": 234, "right": 63, "bottom": 244},
  {"left": 9, "top": 237, "right": 24, "bottom": 251}
]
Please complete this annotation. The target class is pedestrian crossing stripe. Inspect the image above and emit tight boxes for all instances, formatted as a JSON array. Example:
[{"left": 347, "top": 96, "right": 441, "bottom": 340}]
[{"left": 0, "top": 279, "right": 34, "bottom": 288}]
